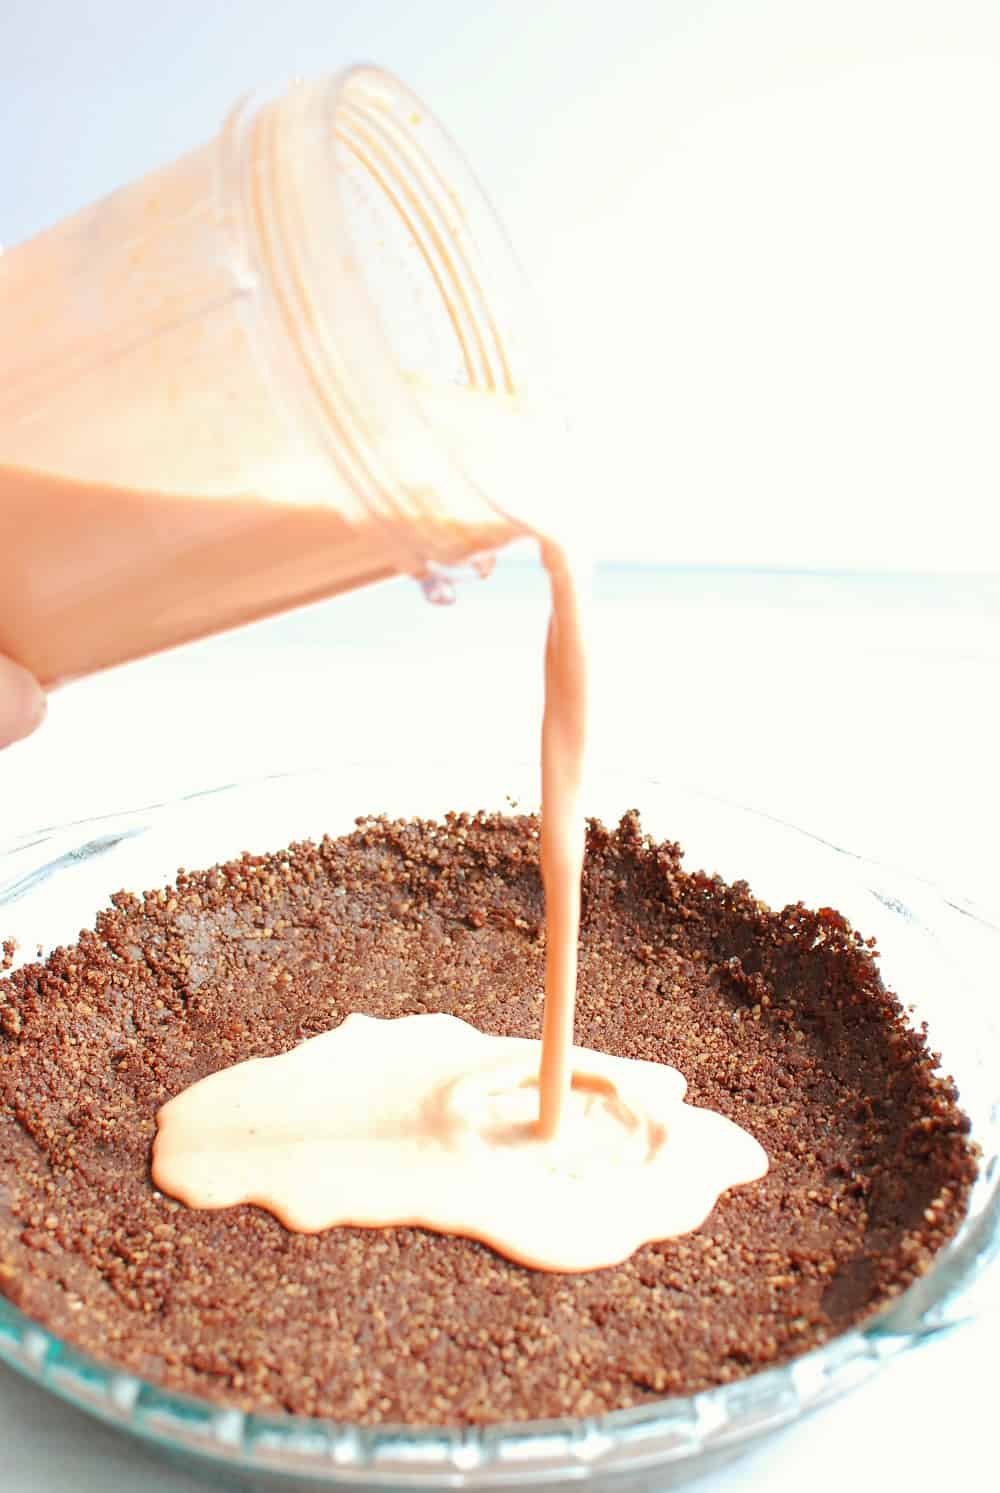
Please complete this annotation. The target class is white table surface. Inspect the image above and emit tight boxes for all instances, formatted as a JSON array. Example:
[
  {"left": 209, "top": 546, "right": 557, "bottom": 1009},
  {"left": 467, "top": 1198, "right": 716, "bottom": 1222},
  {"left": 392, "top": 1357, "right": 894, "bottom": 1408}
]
[{"left": 1, "top": 559, "right": 998, "bottom": 1491}]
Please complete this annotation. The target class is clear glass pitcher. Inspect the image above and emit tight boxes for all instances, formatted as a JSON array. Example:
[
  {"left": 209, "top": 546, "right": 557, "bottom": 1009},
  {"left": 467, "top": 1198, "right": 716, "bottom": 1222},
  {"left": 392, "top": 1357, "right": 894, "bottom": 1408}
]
[{"left": 0, "top": 67, "right": 552, "bottom": 685}]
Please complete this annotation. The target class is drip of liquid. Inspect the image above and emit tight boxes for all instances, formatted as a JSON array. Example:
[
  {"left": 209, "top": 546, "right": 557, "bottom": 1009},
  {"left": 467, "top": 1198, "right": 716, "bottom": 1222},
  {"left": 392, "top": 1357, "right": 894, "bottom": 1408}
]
[
  {"left": 537, "top": 539, "right": 588, "bottom": 1138},
  {"left": 152, "top": 538, "right": 768, "bottom": 1271}
]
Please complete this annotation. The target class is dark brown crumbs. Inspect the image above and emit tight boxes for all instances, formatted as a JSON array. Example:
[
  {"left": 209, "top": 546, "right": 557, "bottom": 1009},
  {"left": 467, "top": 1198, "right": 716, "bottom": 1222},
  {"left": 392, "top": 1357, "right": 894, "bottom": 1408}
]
[{"left": 0, "top": 812, "right": 976, "bottom": 1425}]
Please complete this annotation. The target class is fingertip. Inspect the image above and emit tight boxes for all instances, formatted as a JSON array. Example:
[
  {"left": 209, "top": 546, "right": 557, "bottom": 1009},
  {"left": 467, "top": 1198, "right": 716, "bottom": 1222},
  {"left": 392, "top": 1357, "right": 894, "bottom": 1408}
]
[{"left": 0, "top": 656, "right": 46, "bottom": 749}]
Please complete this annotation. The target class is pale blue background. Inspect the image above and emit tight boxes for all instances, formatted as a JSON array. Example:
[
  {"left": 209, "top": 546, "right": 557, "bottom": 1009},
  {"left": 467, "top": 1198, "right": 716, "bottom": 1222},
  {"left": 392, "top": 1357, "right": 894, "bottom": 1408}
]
[{"left": 4, "top": 0, "right": 1000, "bottom": 571}]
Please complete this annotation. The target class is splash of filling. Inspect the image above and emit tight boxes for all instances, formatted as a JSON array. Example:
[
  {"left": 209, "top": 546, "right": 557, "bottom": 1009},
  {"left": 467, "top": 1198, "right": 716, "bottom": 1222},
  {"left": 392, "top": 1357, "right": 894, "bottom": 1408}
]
[{"left": 152, "top": 1012, "right": 766, "bottom": 1272}]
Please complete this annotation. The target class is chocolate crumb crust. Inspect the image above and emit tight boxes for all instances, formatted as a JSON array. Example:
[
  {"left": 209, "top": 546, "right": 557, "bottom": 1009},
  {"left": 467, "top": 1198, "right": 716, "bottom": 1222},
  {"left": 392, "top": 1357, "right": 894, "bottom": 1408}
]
[{"left": 0, "top": 812, "right": 976, "bottom": 1425}]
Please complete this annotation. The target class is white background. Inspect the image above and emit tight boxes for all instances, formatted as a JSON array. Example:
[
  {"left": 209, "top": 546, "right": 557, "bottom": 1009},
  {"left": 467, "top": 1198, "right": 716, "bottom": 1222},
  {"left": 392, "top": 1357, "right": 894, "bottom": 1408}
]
[
  {"left": 3, "top": 0, "right": 1000, "bottom": 569},
  {"left": 2, "top": 2, "right": 999, "bottom": 1489}
]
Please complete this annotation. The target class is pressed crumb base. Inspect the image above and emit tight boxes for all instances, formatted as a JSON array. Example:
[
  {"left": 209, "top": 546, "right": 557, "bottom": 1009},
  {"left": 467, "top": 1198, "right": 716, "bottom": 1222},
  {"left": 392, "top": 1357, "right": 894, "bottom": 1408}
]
[{"left": 0, "top": 812, "right": 976, "bottom": 1425}]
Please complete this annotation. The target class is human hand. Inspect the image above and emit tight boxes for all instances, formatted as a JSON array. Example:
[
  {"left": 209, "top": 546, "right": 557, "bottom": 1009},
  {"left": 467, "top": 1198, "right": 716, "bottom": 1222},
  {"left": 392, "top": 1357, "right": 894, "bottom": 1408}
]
[{"left": 0, "top": 656, "right": 46, "bottom": 748}]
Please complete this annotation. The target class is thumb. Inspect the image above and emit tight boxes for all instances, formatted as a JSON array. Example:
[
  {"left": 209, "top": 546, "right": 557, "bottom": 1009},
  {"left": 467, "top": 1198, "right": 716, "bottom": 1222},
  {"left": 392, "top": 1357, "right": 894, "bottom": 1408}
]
[{"left": 0, "top": 656, "right": 46, "bottom": 749}]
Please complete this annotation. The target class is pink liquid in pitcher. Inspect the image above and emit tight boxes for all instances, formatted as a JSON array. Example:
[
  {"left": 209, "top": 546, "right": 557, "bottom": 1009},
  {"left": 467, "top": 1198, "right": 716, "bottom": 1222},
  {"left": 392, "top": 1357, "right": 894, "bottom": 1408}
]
[{"left": 0, "top": 71, "right": 534, "bottom": 685}]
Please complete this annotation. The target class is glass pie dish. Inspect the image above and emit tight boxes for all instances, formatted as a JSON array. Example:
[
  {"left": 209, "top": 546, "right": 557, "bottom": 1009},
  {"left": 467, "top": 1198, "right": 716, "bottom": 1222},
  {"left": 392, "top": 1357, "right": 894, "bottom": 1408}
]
[{"left": 1, "top": 764, "right": 998, "bottom": 1492}]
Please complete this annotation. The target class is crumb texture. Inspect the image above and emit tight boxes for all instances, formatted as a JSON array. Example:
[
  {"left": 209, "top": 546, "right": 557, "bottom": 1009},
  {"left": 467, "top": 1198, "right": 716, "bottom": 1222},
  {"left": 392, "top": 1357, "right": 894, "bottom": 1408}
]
[{"left": 0, "top": 812, "right": 976, "bottom": 1424}]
